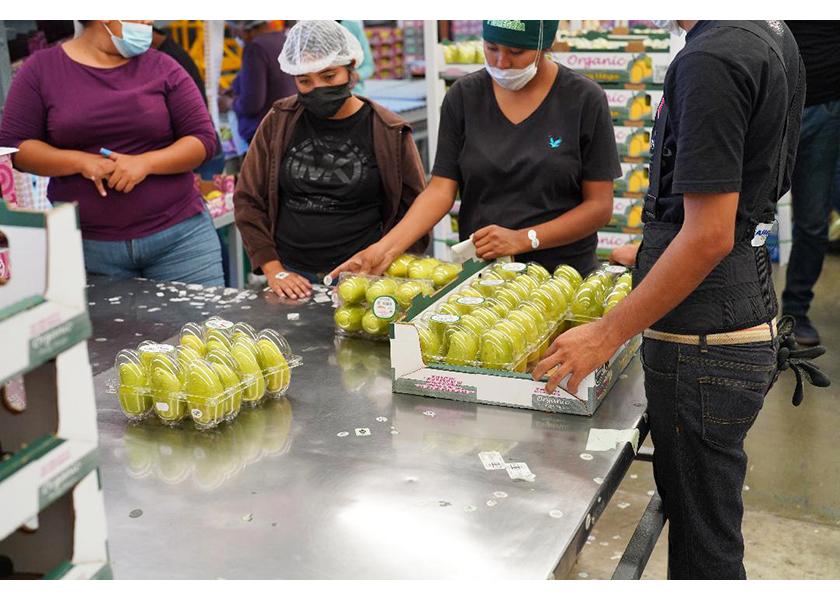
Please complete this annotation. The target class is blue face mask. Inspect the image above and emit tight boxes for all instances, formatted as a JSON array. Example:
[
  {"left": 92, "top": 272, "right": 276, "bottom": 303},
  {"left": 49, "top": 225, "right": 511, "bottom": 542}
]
[{"left": 102, "top": 21, "right": 152, "bottom": 58}]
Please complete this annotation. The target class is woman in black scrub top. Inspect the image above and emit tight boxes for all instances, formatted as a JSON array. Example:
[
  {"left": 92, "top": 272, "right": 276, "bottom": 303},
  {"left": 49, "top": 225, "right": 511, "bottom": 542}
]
[{"left": 331, "top": 19, "right": 621, "bottom": 278}]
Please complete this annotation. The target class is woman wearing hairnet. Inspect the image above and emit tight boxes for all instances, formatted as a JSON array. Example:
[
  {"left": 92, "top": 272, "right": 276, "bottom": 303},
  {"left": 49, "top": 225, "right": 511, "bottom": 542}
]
[
  {"left": 234, "top": 20, "right": 428, "bottom": 299},
  {"left": 331, "top": 20, "right": 621, "bottom": 279}
]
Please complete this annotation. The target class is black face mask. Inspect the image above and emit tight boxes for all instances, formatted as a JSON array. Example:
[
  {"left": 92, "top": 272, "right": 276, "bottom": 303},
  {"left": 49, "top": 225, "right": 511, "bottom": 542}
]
[{"left": 297, "top": 83, "right": 352, "bottom": 119}]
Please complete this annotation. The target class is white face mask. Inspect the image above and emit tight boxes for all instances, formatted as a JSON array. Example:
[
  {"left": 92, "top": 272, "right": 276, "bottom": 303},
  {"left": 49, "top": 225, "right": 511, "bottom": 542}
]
[
  {"left": 651, "top": 20, "right": 684, "bottom": 36},
  {"left": 485, "top": 59, "right": 538, "bottom": 91}
]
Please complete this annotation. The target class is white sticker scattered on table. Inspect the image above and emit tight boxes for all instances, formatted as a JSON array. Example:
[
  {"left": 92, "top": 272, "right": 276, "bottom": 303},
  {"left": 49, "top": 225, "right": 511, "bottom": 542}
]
[
  {"left": 355, "top": 428, "right": 371, "bottom": 437},
  {"left": 606, "top": 265, "right": 629, "bottom": 275},
  {"left": 617, "top": 502, "right": 631, "bottom": 510},
  {"left": 610, "top": 554, "right": 622, "bottom": 561},
  {"left": 390, "top": 430, "right": 399, "bottom": 435},
  {"left": 578, "top": 572, "right": 589, "bottom": 579},
  {"left": 241, "top": 306, "right": 251, "bottom": 310},
  {"left": 147, "top": 307, "right": 161, "bottom": 313},
  {"left": 743, "top": 485, "right": 750, "bottom": 491},
  {"left": 187, "top": 284, "right": 202, "bottom": 291},
  {"left": 95, "top": 338, "right": 107, "bottom": 342},
  {"left": 478, "top": 451, "right": 506, "bottom": 471},
  {"left": 585, "top": 428, "right": 640, "bottom": 454},
  {"left": 580, "top": 453, "right": 594, "bottom": 461},
  {"left": 493, "top": 491, "right": 508, "bottom": 499},
  {"left": 114, "top": 318, "right": 124, "bottom": 323},
  {"left": 423, "top": 410, "right": 436, "bottom": 417},
  {"left": 242, "top": 513, "right": 253, "bottom": 522},
  {"left": 613, "top": 535, "right": 621, "bottom": 540},
  {"left": 376, "top": 416, "right": 388, "bottom": 423},
  {"left": 89, "top": 302, "right": 96, "bottom": 306},
  {"left": 191, "top": 409, "right": 203, "bottom": 419},
  {"left": 179, "top": 290, "right": 187, "bottom": 297},
  {"left": 506, "top": 462, "right": 536, "bottom": 482},
  {"left": 630, "top": 474, "right": 638, "bottom": 479},
  {"left": 588, "top": 535, "right": 596, "bottom": 542},
  {"left": 314, "top": 294, "right": 332, "bottom": 304},
  {"left": 287, "top": 313, "right": 300, "bottom": 321},
  {"left": 600, "top": 542, "right": 610, "bottom": 547},
  {"left": 372, "top": 296, "right": 397, "bottom": 319},
  {"left": 337, "top": 431, "right": 349, "bottom": 438},
  {"left": 549, "top": 510, "right": 564, "bottom": 519},
  {"left": 486, "top": 500, "right": 498, "bottom": 508},
  {"left": 155, "top": 403, "right": 170, "bottom": 412},
  {"left": 464, "top": 505, "right": 477, "bottom": 513},
  {"left": 593, "top": 477, "right": 604, "bottom": 485},
  {"left": 502, "top": 262, "right": 526, "bottom": 273},
  {"left": 108, "top": 297, "right": 122, "bottom": 302}
]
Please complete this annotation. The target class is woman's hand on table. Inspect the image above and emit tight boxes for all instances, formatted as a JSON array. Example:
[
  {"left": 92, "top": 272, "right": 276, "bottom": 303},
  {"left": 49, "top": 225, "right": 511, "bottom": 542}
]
[
  {"left": 473, "top": 225, "right": 529, "bottom": 260},
  {"left": 106, "top": 152, "right": 153, "bottom": 193},
  {"left": 327, "top": 242, "right": 395, "bottom": 281},
  {"left": 77, "top": 153, "right": 117, "bottom": 197},
  {"left": 263, "top": 261, "right": 312, "bottom": 300}
]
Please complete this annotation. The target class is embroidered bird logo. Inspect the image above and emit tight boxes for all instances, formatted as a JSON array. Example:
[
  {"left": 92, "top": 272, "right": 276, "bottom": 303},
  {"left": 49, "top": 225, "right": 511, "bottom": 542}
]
[{"left": 548, "top": 136, "right": 563, "bottom": 149}]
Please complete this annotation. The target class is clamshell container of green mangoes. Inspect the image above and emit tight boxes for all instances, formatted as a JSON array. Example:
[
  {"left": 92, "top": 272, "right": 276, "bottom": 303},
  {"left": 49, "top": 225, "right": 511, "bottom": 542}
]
[
  {"left": 390, "top": 259, "right": 640, "bottom": 416},
  {"left": 108, "top": 317, "right": 303, "bottom": 430},
  {"left": 333, "top": 254, "right": 463, "bottom": 341}
]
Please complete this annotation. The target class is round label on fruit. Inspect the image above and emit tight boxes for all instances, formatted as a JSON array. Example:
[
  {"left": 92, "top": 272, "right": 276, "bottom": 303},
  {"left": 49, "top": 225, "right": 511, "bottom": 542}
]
[
  {"left": 606, "top": 265, "right": 628, "bottom": 275},
  {"left": 139, "top": 343, "right": 175, "bottom": 354},
  {"left": 431, "top": 314, "right": 460, "bottom": 324},
  {"left": 372, "top": 296, "right": 398, "bottom": 319},
  {"left": 457, "top": 296, "right": 485, "bottom": 306},
  {"left": 205, "top": 317, "right": 234, "bottom": 330},
  {"left": 155, "top": 402, "right": 170, "bottom": 412},
  {"left": 502, "top": 262, "right": 527, "bottom": 273},
  {"left": 191, "top": 408, "right": 203, "bottom": 419},
  {"left": 479, "top": 279, "right": 504, "bottom": 287}
]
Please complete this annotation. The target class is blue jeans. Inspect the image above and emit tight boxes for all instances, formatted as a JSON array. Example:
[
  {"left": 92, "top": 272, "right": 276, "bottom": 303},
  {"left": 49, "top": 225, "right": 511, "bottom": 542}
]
[
  {"left": 83, "top": 211, "right": 224, "bottom": 286},
  {"left": 782, "top": 99, "right": 840, "bottom": 318},
  {"left": 642, "top": 337, "right": 779, "bottom": 579}
]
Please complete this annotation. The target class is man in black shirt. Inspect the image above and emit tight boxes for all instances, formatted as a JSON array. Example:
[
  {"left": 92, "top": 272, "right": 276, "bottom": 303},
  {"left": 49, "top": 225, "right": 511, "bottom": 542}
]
[
  {"left": 781, "top": 22, "right": 840, "bottom": 346},
  {"left": 535, "top": 21, "right": 817, "bottom": 579}
]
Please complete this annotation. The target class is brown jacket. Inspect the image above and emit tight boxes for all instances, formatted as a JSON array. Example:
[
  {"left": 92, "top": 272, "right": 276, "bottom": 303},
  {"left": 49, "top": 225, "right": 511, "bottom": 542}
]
[{"left": 234, "top": 95, "right": 429, "bottom": 273}]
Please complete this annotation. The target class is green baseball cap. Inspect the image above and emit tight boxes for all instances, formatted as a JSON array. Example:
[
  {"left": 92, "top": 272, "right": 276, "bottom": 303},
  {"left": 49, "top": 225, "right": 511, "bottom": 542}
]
[{"left": 482, "top": 20, "right": 559, "bottom": 50}]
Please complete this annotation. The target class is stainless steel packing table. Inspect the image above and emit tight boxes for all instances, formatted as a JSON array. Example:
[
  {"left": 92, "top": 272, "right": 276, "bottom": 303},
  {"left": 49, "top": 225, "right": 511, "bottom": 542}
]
[{"left": 86, "top": 277, "right": 649, "bottom": 579}]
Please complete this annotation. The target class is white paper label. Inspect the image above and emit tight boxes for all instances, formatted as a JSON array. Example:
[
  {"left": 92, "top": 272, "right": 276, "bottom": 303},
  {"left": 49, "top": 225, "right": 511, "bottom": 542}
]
[
  {"left": 751, "top": 222, "right": 775, "bottom": 247},
  {"left": 479, "top": 451, "right": 506, "bottom": 470},
  {"left": 191, "top": 408, "right": 203, "bottom": 419},
  {"left": 431, "top": 314, "right": 460, "bottom": 324},
  {"left": 205, "top": 317, "right": 234, "bottom": 329},
  {"left": 139, "top": 343, "right": 175, "bottom": 354},
  {"left": 479, "top": 278, "right": 505, "bottom": 287},
  {"left": 156, "top": 402, "right": 170, "bottom": 412},
  {"left": 354, "top": 428, "right": 371, "bottom": 437},
  {"left": 606, "top": 265, "right": 629, "bottom": 275},
  {"left": 506, "top": 462, "right": 536, "bottom": 482},
  {"left": 314, "top": 294, "right": 332, "bottom": 304},
  {"left": 457, "top": 296, "right": 485, "bottom": 306},
  {"left": 502, "top": 262, "right": 527, "bottom": 273},
  {"left": 372, "top": 296, "right": 398, "bottom": 319}
]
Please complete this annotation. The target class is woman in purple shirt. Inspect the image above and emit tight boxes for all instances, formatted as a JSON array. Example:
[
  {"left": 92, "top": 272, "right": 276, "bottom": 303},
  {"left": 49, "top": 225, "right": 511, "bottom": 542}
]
[{"left": 0, "top": 20, "right": 224, "bottom": 285}]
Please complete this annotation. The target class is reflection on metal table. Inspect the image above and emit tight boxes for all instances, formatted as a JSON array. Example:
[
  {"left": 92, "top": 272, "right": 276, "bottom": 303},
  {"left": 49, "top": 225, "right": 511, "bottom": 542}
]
[{"left": 86, "top": 276, "right": 648, "bottom": 579}]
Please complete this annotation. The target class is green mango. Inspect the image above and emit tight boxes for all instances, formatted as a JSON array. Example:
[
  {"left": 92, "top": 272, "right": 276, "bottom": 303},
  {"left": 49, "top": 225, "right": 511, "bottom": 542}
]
[
  {"left": 231, "top": 341, "right": 266, "bottom": 406},
  {"left": 118, "top": 361, "right": 152, "bottom": 417},
  {"left": 256, "top": 338, "right": 291, "bottom": 395},
  {"left": 185, "top": 361, "right": 226, "bottom": 428}
]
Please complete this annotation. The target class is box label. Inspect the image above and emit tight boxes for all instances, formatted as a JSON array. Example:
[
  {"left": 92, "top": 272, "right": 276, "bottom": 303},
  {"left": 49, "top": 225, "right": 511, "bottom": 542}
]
[
  {"left": 38, "top": 447, "right": 99, "bottom": 509},
  {"left": 29, "top": 314, "right": 92, "bottom": 368}
]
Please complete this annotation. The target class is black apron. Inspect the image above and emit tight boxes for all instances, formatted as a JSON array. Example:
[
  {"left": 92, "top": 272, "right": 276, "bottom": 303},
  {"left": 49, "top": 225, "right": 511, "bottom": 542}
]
[{"left": 633, "top": 21, "right": 803, "bottom": 335}]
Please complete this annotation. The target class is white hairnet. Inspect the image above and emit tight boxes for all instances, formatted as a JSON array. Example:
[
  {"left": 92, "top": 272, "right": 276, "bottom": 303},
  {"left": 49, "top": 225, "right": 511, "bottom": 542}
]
[{"left": 278, "top": 20, "right": 365, "bottom": 76}]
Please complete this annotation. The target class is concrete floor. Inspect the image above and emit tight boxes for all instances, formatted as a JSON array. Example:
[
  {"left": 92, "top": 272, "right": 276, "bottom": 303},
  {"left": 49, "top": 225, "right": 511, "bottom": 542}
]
[{"left": 566, "top": 253, "right": 840, "bottom": 580}]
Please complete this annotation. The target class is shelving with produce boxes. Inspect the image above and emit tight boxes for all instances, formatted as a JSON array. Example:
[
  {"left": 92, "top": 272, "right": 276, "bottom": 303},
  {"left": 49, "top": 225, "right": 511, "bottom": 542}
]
[
  {"left": 366, "top": 26, "right": 406, "bottom": 79},
  {"left": 0, "top": 196, "right": 111, "bottom": 579}
]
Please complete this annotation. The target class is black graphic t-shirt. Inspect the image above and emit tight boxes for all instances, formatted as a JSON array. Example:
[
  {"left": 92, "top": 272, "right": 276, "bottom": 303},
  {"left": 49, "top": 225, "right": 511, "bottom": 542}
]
[{"left": 276, "top": 103, "right": 384, "bottom": 273}]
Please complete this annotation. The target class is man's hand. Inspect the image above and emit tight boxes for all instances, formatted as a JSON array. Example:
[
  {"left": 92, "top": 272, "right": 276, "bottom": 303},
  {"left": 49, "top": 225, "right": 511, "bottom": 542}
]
[
  {"left": 106, "top": 152, "right": 153, "bottom": 193},
  {"left": 610, "top": 243, "right": 640, "bottom": 267},
  {"left": 532, "top": 320, "right": 622, "bottom": 395},
  {"left": 473, "top": 225, "right": 528, "bottom": 260},
  {"left": 327, "top": 242, "right": 394, "bottom": 282},
  {"left": 77, "top": 154, "right": 117, "bottom": 197},
  {"left": 263, "top": 260, "right": 312, "bottom": 300}
]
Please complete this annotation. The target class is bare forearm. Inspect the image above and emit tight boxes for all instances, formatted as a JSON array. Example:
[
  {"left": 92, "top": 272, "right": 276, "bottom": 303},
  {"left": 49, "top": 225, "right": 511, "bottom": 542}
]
[
  {"left": 377, "top": 181, "right": 455, "bottom": 255},
  {"left": 529, "top": 198, "right": 611, "bottom": 250},
  {"left": 143, "top": 136, "right": 207, "bottom": 174},
  {"left": 14, "top": 140, "right": 89, "bottom": 177}
]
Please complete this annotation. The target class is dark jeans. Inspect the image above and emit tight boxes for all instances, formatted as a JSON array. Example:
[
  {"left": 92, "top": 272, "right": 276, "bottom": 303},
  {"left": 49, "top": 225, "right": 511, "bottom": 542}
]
[
  {"left": 284, "top": 265, "right": 324, "bottom": 284},
  {"left": 641, "top": 337, "right": 778, "bottom": 579},
  {"left": 782, "top": 99, "right": 840, "bottom": 318}
]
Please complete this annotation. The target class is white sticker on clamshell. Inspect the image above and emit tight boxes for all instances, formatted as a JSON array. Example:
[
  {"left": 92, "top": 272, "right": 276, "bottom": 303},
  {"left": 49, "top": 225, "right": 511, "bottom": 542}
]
[
  {"left": 191, "top": 408, "right": 203, "bottom": 419},
  {"left": 478, "top": 451, "right": 506, "bottom": 471},
  {"left": 502, "top": 262, "right": 527, "bottom": 273},
  {"left": 206, "top": 317, "right": 234, "bottom": 329},
  {"left": 372, "top": 296, "right": 398, "bottom": 319},
  {"left": 155, "top": 403, "right": 170, "bottom": 412},
  {"left": 506, "top": 462, "right": 536, "bottom": 482},
  {"left": 355, "top": 428, "right": 371, "bottom": 437},
  {"left": 139, "top": 343, "right": 174, "bottom": 354},
  {"left": 479, "top": 278, "right": 505, "bottom": 287},
  {"left": 430, "top": 314, "right": 460, "bottom": 324},
  {"left": 456, "top": 296, "right": 485, "bottom": 306},
  {"left": 606, "top": 265, "right": 629, "bottom": 275}
]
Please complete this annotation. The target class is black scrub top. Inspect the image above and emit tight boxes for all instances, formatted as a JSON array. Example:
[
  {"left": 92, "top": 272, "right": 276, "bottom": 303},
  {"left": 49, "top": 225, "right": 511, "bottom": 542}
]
[{"left": 432, "top": 66, "right": 622, "bottom": 274}]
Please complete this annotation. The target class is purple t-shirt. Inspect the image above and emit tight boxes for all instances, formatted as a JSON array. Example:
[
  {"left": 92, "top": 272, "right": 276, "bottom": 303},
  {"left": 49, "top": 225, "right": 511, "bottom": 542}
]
[{"left": 0, "top": 45, "right": 218, "bottom": 241}]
